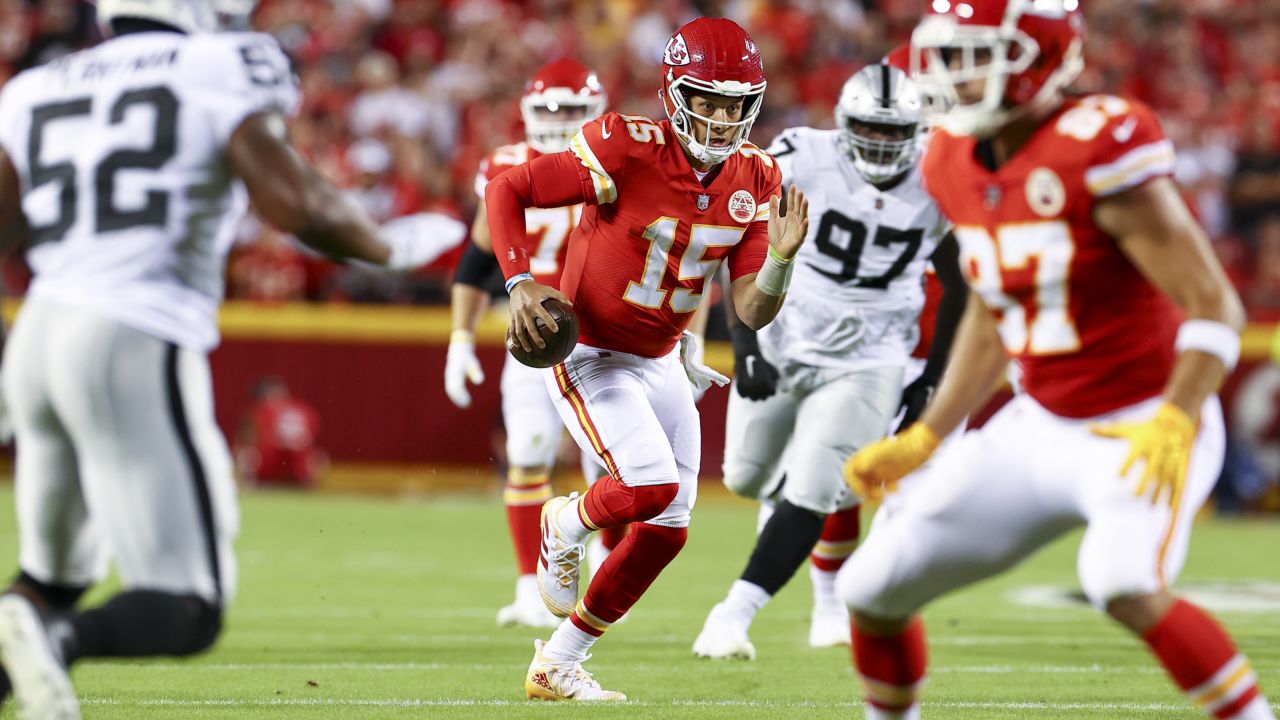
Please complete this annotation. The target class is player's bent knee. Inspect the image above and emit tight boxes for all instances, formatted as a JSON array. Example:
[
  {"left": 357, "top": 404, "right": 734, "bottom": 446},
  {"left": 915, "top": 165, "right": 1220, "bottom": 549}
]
[
  {"left": 629, "top": 483, "right": 681, "bottom": 521},
  {"left": 1078, "top": 561, "right": 1161, "bottom": 612},
  {"left": 721, "top": 461, "right": 770, "bottom": 499}
]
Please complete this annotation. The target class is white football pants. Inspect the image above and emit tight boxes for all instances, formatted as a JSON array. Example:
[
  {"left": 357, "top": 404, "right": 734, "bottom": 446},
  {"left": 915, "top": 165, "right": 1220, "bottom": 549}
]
[{"left": 2, "top": 299, "right": 238, "bottom": 605}]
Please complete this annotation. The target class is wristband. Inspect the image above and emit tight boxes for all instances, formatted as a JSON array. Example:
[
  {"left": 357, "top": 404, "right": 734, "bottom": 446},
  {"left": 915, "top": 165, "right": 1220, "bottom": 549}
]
[
  {"left": 504, "top": 272, "right": 534, "bottom": 294},
  {"left": 754, "top": 247, "right": 795, "bottom": 296},
  {"left": 450, "top": 329, "right": 475, "bottom": 345},
  {"left": 1174, "top": 319, "right": 1240, "bottom": 371}
]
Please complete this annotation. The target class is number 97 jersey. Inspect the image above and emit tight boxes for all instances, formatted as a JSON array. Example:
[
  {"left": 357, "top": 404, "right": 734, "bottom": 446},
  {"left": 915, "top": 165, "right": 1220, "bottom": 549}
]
[
  {"left": 0, "top": 31, "right": 299, "bottom": 351},
  {"left": 923, "top": 95, "right": 1184, "bottom": 419},
  {"left": 758, "top": 127, "right": 952, "bottom": 372}
]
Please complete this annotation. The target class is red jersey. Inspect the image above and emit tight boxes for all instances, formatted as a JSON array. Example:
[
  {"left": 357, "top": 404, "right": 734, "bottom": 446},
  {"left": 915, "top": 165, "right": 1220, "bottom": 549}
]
[
  {"left": 924, "top": 95, "right": 1184, "bottom": 418},
  {"left": 560, "top": 113, "right": 781, "bottom": 356},
  {"left": 476, "top": 142, "right": 581, "bottom": 288}
]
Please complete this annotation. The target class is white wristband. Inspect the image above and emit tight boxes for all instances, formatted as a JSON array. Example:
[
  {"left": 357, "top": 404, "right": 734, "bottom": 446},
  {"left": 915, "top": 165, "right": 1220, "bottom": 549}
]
[
  {"left": 754, "top": 248, "right": 794, "bottom": 296},
  {"left": 1175, "top": 319, "right": 1240, "bottom": 371}
]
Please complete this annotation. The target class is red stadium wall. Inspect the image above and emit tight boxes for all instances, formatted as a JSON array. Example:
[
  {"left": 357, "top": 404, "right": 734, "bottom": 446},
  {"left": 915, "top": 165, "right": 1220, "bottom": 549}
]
[
  {"left": 206, "top": 302, "right": 733, "bottom": 474},
  {"left": 204, "top": 303, "right": 1275, "bottom": 479}
]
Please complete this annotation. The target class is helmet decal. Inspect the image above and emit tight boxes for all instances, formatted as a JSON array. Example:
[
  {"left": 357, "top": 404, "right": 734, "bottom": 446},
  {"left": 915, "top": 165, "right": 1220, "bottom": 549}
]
[{"left": 664, "top": 33, "right": 691, "bottom": 67}]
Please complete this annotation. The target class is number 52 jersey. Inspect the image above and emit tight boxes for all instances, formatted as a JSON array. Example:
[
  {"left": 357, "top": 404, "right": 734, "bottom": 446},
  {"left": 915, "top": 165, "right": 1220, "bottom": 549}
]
[{"left": 0, "top": 31, "right": 299, "bottom": 351}]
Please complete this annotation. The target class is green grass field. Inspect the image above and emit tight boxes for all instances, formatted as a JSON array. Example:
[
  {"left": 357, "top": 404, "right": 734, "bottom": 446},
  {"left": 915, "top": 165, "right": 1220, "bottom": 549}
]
[{"left": 0, "top": 486, "right": 1277, "bottom": 719}]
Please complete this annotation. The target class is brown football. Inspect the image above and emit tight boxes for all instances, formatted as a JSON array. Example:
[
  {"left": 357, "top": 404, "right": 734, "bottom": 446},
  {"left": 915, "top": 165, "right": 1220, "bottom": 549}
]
[{"left": 507, "top": 299, "right": 579, "bottom": 368}]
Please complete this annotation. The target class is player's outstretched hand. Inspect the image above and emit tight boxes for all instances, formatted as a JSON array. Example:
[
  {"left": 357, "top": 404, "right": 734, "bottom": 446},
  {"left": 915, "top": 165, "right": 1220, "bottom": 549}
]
[
  {"left": 1090, "top": 403, "right": 1195, "bottom": 506},
  {"left": 844, "top": 423, "right": 941, "bottom": 502},
  {"left": 895, "top": 376, "right": 936, "bottom": 434},
  {"left": 768, "top": 184, "right": 809, "bottom": 260},
  {"left": 444, "top": 330, "right": 486, "bottom": 408},
  {"left": 508, "top": 280, "right": 572, "bottom": 352}
]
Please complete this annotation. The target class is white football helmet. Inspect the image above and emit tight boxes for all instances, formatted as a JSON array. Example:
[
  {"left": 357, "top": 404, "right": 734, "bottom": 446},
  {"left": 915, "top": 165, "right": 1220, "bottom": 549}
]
[
  {"left": 834, "top": 64, "right": 924, "bottom": 185},
  {"left": 97, "top": 0, "right": 256, "bottom": 34}
]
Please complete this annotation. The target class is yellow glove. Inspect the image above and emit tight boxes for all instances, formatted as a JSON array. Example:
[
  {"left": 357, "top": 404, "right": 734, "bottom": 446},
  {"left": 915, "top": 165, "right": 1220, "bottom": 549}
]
[
  {"left": 844, "top": 423, "right": 942, "bottom": 502},
  {"left": 1091, "top": 403, "right": 1196, "bottom": 507}
]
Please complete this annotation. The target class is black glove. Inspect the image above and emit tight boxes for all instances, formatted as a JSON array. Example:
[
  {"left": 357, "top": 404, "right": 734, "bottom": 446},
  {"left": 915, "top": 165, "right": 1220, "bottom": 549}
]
[
  {"left": 895, "top": 375, "right": 936, "bottom": 434},
  {"left": 730, "top": 324, "right": 780, "bottom": 401}
]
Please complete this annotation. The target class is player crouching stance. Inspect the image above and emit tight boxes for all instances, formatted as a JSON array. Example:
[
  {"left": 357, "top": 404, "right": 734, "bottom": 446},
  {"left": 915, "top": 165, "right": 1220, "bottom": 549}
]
[
  {"left": 486, "top": 18, "right": 808, "bottom": 701},
  {"left": 693, "top": 63, "right": 966, "bottom": 660},
  {"left": 840, "top": 3, "right": 1275, "bottom": 719}
]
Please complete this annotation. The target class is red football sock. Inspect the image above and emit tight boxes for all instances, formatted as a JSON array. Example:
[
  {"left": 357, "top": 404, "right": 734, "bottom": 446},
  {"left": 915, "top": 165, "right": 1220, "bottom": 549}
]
[
  {"left": 577, "top": 475, "right": 678, "bottom": 529},
  {"left": 812, "top": 505, "right": 861, "bottom": 572},
  {"left": 569, "top": 523, "right": 687, "bottom": 636},
  {"left": 853, "top": 617, "right": 928, "bottom": 715},
  {"left": 503, "top": 468, "right": 552, "bottom": 576},
  {"left": 1143, "top": 599, "right": 1268, "bottom": 719},
  {"left": 600, "top": 524, "right": 629, "bottom": 551}
]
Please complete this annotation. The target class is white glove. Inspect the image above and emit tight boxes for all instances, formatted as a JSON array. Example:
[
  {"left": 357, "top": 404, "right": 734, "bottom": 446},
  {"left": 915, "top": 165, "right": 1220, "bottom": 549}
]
[
  {"left": 444, "top": 330, "right": 486, "bottom": 408},
  {"left": 679, "top": 331, "right": 729, "bottom": 396},
  {"left": 379, "top": 213, "right": 468, "bottom": 271}
]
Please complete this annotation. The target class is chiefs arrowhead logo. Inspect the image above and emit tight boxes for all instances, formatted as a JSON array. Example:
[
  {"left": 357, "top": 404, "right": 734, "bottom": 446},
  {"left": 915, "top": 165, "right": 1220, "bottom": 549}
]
[{"left": 664, "top": 33, "right": 690, "bottom": 66}]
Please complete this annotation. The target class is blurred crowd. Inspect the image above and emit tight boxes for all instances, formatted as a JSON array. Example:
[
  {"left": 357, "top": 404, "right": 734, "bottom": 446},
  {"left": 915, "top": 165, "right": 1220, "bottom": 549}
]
[{"left": 3, "top": 0, "right": 1280, "bottom": 313}]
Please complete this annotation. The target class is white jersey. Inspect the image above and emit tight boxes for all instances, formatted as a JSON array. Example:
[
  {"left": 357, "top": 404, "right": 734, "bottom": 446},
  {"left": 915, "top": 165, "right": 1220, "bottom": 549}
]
[
  {"left": 759, "top": 127, "right": 951, "bottom": 372},
  {"left": 0, "top": 31, "right": 299, "bottom": 350}
]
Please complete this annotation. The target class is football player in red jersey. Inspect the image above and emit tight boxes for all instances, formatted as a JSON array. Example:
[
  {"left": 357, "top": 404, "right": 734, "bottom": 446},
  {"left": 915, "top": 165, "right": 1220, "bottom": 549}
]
[
  {"left": 487, "top": 18, "right": 809, "bottom": 701},
  {"left": 840, "top": 3, "right": 1274, "bottom": 720},
  {"left": 444, "top": 58, "right": 616, "bottom": 630}
]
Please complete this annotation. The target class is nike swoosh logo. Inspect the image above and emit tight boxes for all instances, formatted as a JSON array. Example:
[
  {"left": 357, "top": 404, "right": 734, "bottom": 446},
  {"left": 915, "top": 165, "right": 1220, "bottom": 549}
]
[
  {"left": 1112, "top": 117, "right": 1138, "bottom": 144},
  {"left": 600, "top": 122, "right": 612, "bottom": 140}
]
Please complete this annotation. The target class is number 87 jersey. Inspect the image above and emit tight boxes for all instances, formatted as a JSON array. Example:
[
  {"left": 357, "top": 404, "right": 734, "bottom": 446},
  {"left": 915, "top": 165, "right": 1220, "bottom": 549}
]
[
  {"left": 0, "top": 31, "right": 298, "bottom": 351},
  {"left": 924, "top": 95, "right": 1184, "bottom": 419},
  {"left": 558, "top": 111, "right": 781, "bottom": 358}
]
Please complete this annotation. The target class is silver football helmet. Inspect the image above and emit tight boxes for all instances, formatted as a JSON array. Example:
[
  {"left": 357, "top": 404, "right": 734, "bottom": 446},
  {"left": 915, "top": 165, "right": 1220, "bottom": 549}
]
[
  {"left": 834, "top": 64, "right": 924, "bottom": 185},
  {"left": 97, "top": 0, "right": 257, "bottom": 34}
]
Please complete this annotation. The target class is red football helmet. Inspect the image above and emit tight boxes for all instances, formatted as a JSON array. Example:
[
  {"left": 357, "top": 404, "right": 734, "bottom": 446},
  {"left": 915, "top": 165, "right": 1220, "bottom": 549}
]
[
  {"left": 521, "top": 58, "right": 607, "bottom": 154},
  {"left": 910, "top": 0, "right": 1085, "bottom": 137},
  {"left": 884, "top": 44, "right": 951, "bottom": 122},
  {"left": 660, "top": 17, "right": 767, "bottom": 165}
]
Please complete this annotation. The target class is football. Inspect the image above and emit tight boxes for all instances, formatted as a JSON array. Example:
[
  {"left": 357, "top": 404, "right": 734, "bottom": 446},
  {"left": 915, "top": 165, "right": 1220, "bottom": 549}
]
[{"left": 507, "top": 299, "right": 579, "bottom": 368}]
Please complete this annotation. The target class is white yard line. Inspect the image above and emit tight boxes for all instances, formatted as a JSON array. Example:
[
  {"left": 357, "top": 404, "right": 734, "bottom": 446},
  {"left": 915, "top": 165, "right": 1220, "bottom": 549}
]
[{"left": 76, "top": 697, "right": 1279, "bottom": 712}]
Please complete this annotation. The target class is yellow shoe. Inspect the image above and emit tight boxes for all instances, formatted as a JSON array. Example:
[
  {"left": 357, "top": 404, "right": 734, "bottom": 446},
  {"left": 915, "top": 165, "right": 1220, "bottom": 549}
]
[
  {"left": 524, "top": 640, "right": 627, "bottom": 702},
  {"left": 536, "top": 495, "right": 585, "bottom": 618}
]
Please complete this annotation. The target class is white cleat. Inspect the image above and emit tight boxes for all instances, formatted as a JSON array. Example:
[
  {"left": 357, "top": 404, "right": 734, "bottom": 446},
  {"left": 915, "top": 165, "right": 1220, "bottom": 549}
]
[
  {"left": 808, "top": 602, "right": 852, "bottom": 648},
  {"left": 497, "top": 598, "right": 561, "bottom": 629},
  {"left": 692, "top": 602, "right": 756, "bottom": 661},
  {"left": 537, "top": 494, "right": 585, "bottom": 618},
  {"left": 524, "top": 640, "right": 627, "bottom": 702},
  {"left": 0, "top": 594, "right": 80, "bottom": 720}
]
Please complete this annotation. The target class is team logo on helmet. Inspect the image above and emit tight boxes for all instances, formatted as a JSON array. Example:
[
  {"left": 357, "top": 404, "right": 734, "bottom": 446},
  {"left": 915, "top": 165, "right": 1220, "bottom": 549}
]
[
  {"left": 664, "top": 33, "right": 690, "bottom": 66},
  {"left": 1026, "top": 168, "right": 1067, "bottom": 218},
  {"left": 728, "top": 190, "right": 756, "bottom": 224}
]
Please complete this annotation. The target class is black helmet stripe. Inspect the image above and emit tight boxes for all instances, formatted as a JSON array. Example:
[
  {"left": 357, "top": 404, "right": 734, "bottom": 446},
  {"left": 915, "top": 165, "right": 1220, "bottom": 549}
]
[{"left": 881, "top": 63, "right": 892, "bottom": 109}]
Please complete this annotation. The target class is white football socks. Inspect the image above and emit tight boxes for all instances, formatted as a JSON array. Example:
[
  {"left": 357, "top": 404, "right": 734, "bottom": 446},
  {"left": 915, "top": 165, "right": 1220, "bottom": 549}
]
[
  {"left": 515, "top": 574, "right": 540, "bottom": 605},
  {"left": 542, "top": 619, "right": 598, "bottom": 663},
  {"left": 555, "top": 495, "right": 592, "bottom": 546},
  {"left": 810, "top": 565, "right": 841, "bottom": 609},
  {"left": 866, "top": 704, "right": 920, "bottom": 720},
  {"left": 722, "top": 580, "right": 772, "bottom": 624}
]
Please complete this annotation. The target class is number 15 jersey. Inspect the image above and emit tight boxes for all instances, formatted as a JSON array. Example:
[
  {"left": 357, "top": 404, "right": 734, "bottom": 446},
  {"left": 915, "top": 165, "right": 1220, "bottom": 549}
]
[
  {"left": 560, "top": 112, "right": 782, "bottom": 357},
  {"left": 0, "top": 31, "right": 299, "bottom": 351}
]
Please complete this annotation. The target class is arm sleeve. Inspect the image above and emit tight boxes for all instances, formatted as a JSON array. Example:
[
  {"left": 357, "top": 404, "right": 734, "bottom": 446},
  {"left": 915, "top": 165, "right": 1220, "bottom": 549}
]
[
  {"left": 1084, "top": 100, "right": 1176, "bottom": 199},
  {"left": 452, "top": 241, "right": 500, "bottom": 288},
  {"left": 487, "top": 151, "right": 596, "bottom": 279}
]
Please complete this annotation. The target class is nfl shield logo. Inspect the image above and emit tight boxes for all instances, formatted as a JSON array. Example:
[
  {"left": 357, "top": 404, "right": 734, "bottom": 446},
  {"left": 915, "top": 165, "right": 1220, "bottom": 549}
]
[{"left": 697, "top": 194, "right": 710, "bottom": 211}]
